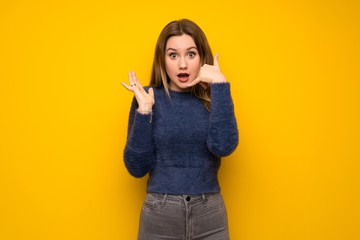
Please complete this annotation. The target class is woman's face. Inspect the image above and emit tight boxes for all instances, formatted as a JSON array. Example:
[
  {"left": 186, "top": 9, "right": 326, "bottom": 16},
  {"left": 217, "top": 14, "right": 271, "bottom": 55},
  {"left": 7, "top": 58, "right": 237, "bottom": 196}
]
[{"left": 165, "top": 34, "right": 201, "bottom": 92}]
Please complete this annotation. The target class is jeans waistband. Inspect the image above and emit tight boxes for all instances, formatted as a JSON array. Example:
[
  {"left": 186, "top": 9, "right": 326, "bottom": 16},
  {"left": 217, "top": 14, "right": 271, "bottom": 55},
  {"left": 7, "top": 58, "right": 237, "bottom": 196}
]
[{"left": 147, "top": 192, "right": 219, "bottom": 205}]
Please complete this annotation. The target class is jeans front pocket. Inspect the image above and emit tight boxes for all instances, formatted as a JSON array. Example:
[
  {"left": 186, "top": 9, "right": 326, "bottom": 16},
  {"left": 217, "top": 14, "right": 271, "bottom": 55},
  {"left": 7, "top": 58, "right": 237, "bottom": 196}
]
[
  {"left": 138, "top": 194, "right": 186, "bottom": 239},
  {"left": 141, "top": 193, "right": 165, "bottom": 213}
]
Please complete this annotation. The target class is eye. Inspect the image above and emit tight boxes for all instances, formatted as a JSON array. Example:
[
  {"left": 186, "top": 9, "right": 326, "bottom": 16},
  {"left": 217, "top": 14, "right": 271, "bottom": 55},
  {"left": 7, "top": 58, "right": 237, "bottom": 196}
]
[
  {"left": 169, "top": 53, "right": 177, "bottom": 59},
  {"left": 187, "top": 51, "right": 196, "bottom": 58}
]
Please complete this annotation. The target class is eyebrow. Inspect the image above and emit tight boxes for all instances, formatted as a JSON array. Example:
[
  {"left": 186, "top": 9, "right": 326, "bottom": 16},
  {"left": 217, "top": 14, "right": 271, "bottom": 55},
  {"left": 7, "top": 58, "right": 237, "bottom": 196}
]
[{"left": 166, "top": 46, "right": 197, "bottom": 52}]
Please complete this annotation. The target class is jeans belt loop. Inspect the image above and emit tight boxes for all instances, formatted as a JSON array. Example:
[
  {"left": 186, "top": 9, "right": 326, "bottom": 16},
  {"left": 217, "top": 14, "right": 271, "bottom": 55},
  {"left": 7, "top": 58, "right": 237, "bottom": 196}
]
[
  {"left": 202, "top": 194, "right": 208, "bottom": 206},
  {"left": 161, "top": 193, "right": 167, "bottom": 205}
]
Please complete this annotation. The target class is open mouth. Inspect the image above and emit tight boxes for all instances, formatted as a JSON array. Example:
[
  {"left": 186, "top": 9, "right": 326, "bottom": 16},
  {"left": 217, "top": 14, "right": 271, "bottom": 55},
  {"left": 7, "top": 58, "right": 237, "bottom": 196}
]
[{"left": 177, "top": 73, "right": 190, "bottom": 82}]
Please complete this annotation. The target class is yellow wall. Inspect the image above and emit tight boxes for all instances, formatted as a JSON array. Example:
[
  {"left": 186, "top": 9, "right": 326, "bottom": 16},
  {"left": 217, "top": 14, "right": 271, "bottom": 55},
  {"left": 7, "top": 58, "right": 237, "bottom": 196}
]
[{"left": 1, "top": 0, "right": 359, "bottom": 239}]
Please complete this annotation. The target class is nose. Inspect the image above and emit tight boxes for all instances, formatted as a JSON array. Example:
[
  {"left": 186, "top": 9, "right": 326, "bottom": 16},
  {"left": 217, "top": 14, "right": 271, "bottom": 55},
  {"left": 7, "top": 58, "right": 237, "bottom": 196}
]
[{"left": 178, "top": 57, "right": 187, "bottom": 69}]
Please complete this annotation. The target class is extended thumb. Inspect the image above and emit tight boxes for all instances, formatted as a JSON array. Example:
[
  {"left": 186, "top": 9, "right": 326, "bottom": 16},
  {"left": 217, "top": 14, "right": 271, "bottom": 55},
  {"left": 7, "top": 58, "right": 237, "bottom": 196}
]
[
  {"left": 214, "top": 53, "right": 219, "bottom": 67},
  {"left": 148, "top": 87, "right": 154, "bottom": 96}
]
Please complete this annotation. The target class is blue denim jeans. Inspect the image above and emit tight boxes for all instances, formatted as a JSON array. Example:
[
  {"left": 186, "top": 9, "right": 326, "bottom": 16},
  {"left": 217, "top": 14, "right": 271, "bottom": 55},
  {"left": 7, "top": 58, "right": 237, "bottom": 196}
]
[{"left": 137, "top": 193, "right": 230, "bottom": 240}]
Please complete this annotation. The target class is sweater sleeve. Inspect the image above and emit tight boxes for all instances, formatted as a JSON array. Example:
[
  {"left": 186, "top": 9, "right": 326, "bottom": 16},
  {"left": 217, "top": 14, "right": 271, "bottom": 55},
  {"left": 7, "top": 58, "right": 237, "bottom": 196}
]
[
  {"left": 207, "top": 82, "right": 239, "bottom": 157},
  {"left": 123, "top": 97, "right": 156, "bottom": 178}
]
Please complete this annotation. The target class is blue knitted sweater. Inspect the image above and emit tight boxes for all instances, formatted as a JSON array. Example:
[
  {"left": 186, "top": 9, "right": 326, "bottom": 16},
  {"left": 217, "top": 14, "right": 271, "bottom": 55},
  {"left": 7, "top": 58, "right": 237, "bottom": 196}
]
[{"left": 124, "top": 83, "right": 238, "bottom": 195}]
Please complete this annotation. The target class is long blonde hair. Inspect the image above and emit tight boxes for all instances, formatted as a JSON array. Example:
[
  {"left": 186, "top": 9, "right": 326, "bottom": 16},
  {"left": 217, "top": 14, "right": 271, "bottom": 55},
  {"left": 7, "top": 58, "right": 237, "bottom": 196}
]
[{"left": 149, "top": 19, "right": 213, "bottom": 111}]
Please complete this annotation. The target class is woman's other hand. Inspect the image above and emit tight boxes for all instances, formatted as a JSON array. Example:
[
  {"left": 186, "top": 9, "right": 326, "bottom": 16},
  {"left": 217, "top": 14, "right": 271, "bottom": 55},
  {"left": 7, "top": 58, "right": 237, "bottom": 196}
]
[{"left": 121, "top": 70, "right": 155, "bottom": 113}]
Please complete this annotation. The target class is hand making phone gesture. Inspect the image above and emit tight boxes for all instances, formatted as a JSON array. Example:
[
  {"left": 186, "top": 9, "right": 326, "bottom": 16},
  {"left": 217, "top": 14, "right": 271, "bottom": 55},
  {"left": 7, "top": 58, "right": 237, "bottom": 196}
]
[
  {"left": 187, "top": 53, "right": 227, "bottom": 87},
  {"left": 121, "top": 70, "right": 155, "bottom": 113}
]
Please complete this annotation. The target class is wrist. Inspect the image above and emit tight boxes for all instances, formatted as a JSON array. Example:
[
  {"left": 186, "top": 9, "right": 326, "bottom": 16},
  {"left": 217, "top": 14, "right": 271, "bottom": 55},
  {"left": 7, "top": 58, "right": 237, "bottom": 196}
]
[
  {"left": 137, "top": 104, "right": 153, "bottom": 112},
  {"left": 211, "top": 79, "right": 227, "bottom": 84},
  {"left": 137, "top": 108, "right": 152, "bottom": 115},
  {"left": 211, "top": 74, "right": 227, "bottom": 84}
]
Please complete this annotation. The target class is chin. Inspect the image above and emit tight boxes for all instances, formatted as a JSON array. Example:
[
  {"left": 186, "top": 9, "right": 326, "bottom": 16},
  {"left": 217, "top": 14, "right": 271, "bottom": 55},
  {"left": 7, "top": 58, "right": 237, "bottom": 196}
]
[{"left": 170, "top": 82, "right": 190, "bottom": 92}]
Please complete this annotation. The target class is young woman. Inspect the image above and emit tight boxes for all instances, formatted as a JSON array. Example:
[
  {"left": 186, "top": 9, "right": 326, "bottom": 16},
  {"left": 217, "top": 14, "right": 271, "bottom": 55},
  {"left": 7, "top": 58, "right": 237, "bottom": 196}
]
[{"left": 122, "top": 19, "right": 238, "bottom": 240}]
